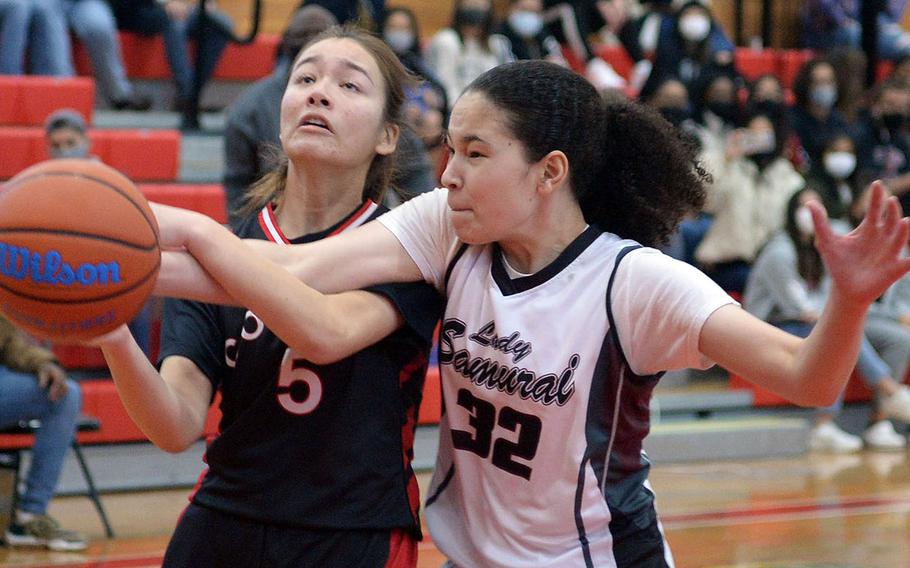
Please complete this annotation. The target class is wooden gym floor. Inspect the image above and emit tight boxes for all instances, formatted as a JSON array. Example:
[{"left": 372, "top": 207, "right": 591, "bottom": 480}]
[{"left": 2, "top": 452, "right": 910, "bottom": 567}]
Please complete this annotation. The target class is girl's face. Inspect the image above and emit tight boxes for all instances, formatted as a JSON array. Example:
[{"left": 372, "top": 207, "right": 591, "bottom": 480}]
[
  {"left": 754, "top": 76, "right": 783, "bottom": 103},
  {"left": 280, "top": 38, "right": 397, "bottom": 170},
  {"left": 441, "top": 92, "right": 544, "bottom": 245}
]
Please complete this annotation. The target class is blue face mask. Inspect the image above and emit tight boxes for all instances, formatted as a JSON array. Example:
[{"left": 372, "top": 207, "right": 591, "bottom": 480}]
[
  {"left": 809, "top": 84, "right": 837, "bottom": 109},
  {"left": 51, "top": 143, "right": 89, "bottom": 160},
  {"left": 508, "top": 11, "right": 543, "bottom": 38}
]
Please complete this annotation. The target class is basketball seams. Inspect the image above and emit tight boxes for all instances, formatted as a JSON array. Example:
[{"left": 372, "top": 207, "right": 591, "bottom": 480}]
[
  {"left": 0, "top": 228, "right": 158, "bottom": 252},
  {"left": 2, "top": 170, "right": 159, "bottom": 241}
]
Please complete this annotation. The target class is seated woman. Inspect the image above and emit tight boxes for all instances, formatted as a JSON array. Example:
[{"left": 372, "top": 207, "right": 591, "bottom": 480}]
[
  {"left": 746, "top": 187, "right": 910, "bottom": 452},
  {"left": 695, "top": 108, "right": 805, "bottom": 293}
]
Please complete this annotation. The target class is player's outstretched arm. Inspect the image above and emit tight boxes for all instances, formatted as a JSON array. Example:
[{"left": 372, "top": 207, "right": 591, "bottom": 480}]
[
  {"left": 699, "top": 182, "right": 910, "bottom": 406},
  {"left": 92, "top": 326, "right": 213, "bottom": 452},
  {"left": 150, "top": 203, "right": 424, "bottom": 361}
]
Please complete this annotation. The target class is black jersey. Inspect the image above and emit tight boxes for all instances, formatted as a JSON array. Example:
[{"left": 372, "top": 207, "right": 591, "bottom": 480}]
[{"left": 158, "top": 201, "right": 442, "bottom": 533}]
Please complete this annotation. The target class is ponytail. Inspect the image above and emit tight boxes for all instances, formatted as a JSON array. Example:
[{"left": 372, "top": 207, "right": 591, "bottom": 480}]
[{"left": 583, "top": 101, "right": 709, "bottom": 247}]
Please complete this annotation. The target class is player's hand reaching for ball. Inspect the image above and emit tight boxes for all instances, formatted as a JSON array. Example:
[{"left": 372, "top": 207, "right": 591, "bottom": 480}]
[
  {"left": 150, "top": 202, "right": 210, "bottom": 251},
  {"left": 810, "top": 180, "right": 910, "bottom": 306}
]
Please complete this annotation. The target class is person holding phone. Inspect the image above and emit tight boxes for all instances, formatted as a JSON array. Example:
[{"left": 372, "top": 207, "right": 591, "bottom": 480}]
[{"left": 695, "top": 106, "right": 805, "bottom": 293}]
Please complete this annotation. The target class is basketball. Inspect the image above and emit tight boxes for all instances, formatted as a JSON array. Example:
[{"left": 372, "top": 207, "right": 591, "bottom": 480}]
[{"left": 0, "top": 159, "right": 160, "bottom": 341}]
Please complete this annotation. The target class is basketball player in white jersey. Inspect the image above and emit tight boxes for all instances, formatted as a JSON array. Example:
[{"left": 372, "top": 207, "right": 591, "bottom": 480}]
[{"left": 150, "top": 61, "right": 910, "bottom": 567}]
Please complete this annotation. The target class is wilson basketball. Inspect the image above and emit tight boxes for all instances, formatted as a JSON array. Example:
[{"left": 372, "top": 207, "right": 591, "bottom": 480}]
[{"left": 0, "top": 159, "right": 160, "bottom": 341}]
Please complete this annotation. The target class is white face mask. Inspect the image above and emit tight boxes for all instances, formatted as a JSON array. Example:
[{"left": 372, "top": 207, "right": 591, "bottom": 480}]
[
  {"left": 508, "top": 11, "right": 544, "bottom": 38},
  {"left": 679, "top": 14, "right": 711, "bottom": 42},
  {"left": 383, "top": 30, "right": 414, "bottom": 54},
  {"left": 795, "top": 205, "right": 815, "bottom": 236},
  {"left": 823, "top": 151, "right": 856, "bottom": 179}
]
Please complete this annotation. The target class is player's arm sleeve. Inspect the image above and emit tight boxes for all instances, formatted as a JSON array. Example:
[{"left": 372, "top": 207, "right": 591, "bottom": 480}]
[
  {"left": 611, "top": 249, "right": 739, "bottom": 375},
  {"left": 157, "top": 298, "right": 226, "bottom": 390},
  {"left": 377, "top": 188, "right": 459, "bottom": 293},
  {"left": 366, "top": 281, "right": 444, "bottom": 344}
]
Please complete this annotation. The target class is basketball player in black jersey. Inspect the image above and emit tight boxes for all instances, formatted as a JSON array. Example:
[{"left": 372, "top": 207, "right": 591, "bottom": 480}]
[{"left": 91, "top": 27, "right": 441, "bottom": 567}]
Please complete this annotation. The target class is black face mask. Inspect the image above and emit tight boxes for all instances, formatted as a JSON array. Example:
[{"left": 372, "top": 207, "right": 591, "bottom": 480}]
[
  {"left": 456, "top": 8, "right": 489, "bottom": 28},
  {"left": 751, "top": 99, "right": 784, "bottom": 117},
  {"left": 659, "top": 106, "right": 691, "bottom": 127},
  {"left": 880, "top": 112, "right": 907, "bottom": 133},
  {"left": 750, "top": 151, "right": 777, "bottom": 169},
  {"left": 705, "top": 101, "right": 737, "bottom": 123}
]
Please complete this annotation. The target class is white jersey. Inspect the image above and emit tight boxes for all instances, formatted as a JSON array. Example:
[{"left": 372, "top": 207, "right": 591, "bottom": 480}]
[{"left": 379, "top": 189, "right": 735, "bottom": 568}]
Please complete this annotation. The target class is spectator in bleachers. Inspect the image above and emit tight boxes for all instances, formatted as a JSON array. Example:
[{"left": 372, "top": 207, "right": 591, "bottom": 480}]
[
  {"left": 43, "top": 109, "right": 154, "bottom": 353},
  {"left": 745, "top": 187, "right": 910, "bottom": 452},
  {"left": 804, "top": 132, "right": 858, "bottom": 220},
  {"left": 828, "top": 47, "right": 867, "bottom": 125},
  {"left": 790, "top": 58, "right": 851, "bottom": 169},
  {"left": 109, "top": 0, "right": 233, "bottom": 129},
  {"left": 745, "top": 74, "right": 806, "bottom": 171},
  {"left": 802, "top": 0, "right": 910, "bottom": 62},
  {"left": 644, "top": 75, "right": 693, "bottom": 130},
  {"left": 889, "top": 53, "right": 910, "bottom": 87},
  {"left": 853, "top": 79, "right": 910, "bottom": 211},
  {"left": 50, "top": 0, "right": 150, "bottom": 110},
  {"left": 695, "top": 107, "right": 804, "bottom": 293},
  {"left": 0, "top": 314, "right": 85, "bottom": 551},
  {"left": 542, "top": 0, "right": 628, "bottom": 90},
  {"left": 497, "top": 0, "right": 567, "bottom": 65},
  {"left": 425, "top": 0, "right": 513, "bottom": 110},
  {"left": 643, "top": 0, "right": 734, "bottom": 96},
  {"left": 0, "top": 0, "right": 33, "bottom": 74},
  {"left": 223, "top": 5, "right": 337, "bottom": 225},
  {"left": 690, "top": 66, "right": 740, "bottom": 158},
  {"left": 1, "top": 1, "right": 73, "bottom": 76},
  {"left": 380, "top": 6, "right": 448, "bottom": 158}
]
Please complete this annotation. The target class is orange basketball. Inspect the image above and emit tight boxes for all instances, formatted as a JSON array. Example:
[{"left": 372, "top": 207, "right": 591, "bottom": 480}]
[{"left": 0, "top": 159, "right": 160, "bottom": 341}]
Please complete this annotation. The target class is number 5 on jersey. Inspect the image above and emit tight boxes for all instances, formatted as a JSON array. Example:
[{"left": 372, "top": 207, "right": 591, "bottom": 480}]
[{"left": 276, "top": 349, "right": 323, "bottom": 415}]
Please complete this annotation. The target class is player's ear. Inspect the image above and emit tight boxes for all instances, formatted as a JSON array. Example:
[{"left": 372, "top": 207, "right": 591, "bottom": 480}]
[{"left": 537, "top": 150, "right": 569, "bottom": 196}]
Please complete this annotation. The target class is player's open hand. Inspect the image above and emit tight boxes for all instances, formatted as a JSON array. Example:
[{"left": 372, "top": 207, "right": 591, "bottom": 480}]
[{"left": 811, "top": 180, "right": 910, "bottom": 306}]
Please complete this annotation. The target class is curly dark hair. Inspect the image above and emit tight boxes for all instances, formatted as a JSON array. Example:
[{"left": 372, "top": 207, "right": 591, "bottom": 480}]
[{"left": 465, "top": 60, "right": 708, "bottom": 247}]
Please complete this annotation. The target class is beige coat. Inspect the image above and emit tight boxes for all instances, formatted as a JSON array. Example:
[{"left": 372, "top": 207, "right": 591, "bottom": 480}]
[{"left": 696, "top": 156, "right": 805, "bottom": 265}]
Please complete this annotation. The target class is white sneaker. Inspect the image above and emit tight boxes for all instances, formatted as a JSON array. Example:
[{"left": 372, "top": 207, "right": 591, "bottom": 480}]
[
  {"left": 808, "top": 422, "right": 863, "bottom": 453},
  {"left": 880, "top": 385, "right": 910, "bottom": 423},
  {"left": 586, "top": 57, "right": 627, "bottom": 91},
  {"left": 863, "top": 420, "right": 906, "bottom": 451}
]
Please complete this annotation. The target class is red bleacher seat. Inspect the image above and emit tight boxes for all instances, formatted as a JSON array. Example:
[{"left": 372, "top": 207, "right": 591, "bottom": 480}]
[
  {"left": 139, "top": 183, "right": 228, "bottom": 224},
  {"left": 0, "top": 127, "right": 180, "bottom": 181},
  {"left": 73, "top": 32, "right": 279, "bottom": 82},
  {"left": 0, "top": 76, "right": 95, "bottom": 126},
  {"left": 734, "top": 47, "right": 777, "bottom": 82},
  {"left": 778, "top": 49, "right": 815, "bottom": 89}
]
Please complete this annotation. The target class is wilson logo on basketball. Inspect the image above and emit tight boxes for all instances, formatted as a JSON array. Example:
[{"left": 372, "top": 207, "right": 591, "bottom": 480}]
[{"left": 0, "top": 242, "right": 122, "bottom": 287}]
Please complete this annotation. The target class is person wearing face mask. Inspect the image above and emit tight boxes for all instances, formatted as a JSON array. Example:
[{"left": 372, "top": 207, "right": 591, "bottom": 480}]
[
  {"left": 746, "top": 187, "right": 910, "bottom": 452},
  {"left": 426, "top": 0, "right": 513, "bottom": 110},
  {"left": 695, "top": 109, "right": 804, "bottom": 293},
  {"left": 790, "top": 58, "right": 853, "bottom": 170},
  {"left": 745, "top": 73, "right": 806, "bottom": 171},
  {"left": 689, "top": 68, "right": 741, "bottom": 166},
  {"left": 644, "top": 0, "right": 734, "bottom": 96},
  {"left": 854, "top": 80, "right": 910, "bottom": 211},
  {"left": 804, "top": 132, "right": 858, "bottom": 221},
  {"left": 497, "top": 0, "right": 567, "bottom": 65}
]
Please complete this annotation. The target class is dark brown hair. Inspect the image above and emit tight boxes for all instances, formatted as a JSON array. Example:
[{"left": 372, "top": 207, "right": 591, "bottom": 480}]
[{"left": 241, "top": 25, "right": 412, "bottom": 216}]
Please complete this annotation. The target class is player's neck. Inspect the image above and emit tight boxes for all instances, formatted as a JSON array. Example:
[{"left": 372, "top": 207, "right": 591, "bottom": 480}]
[
  {"left": 499, "top": 197, "right": 587, "bottom": 275},
  {"left": 277, "top": 163, "right": 367, "bottom": 237}
]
